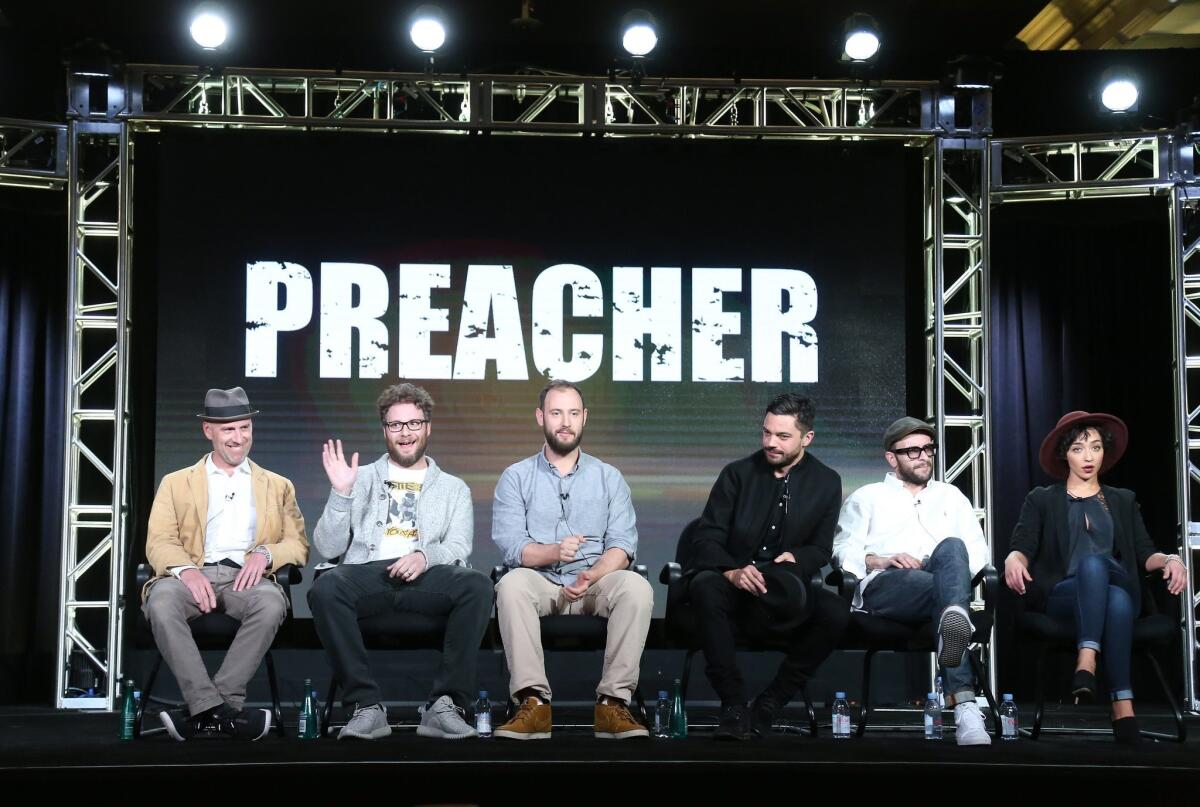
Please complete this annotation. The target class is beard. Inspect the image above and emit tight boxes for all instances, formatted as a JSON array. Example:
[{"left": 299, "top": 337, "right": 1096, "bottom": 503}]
[
  {"left": 764, "top": 445, "right": 802, "bottom": 469},
  {"left": 388, "top": 435, "right": 427, "bottom": 468},
  {"left": 544, "top": 424, "right": 583, "bottom": 455},
  {"left": 895, "top": 460, "right": 933, "bottom": 486}
]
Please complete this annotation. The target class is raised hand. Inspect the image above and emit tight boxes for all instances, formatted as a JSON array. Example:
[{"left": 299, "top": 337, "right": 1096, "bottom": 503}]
[{"left": 322, "top": 439, "right": 359, "bottom": 495}]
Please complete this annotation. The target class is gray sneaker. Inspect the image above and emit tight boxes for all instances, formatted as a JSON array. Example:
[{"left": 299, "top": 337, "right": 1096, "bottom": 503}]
[
  {"left": 338, "top": 703, "right": 391, "bottom": 740},
  {"left": 416, "top": 695, "right": 478, "bottom": 739}
]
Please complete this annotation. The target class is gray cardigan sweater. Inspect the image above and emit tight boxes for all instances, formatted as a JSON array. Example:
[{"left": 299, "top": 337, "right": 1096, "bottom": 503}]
[{"left": 312, "top": 455, "right": 473, "bottom": 567}]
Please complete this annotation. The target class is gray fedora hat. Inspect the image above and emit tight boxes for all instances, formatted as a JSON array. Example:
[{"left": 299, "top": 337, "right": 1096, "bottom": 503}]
[{"left": 196, "top": 387, "right": 260, "bottom": 422}]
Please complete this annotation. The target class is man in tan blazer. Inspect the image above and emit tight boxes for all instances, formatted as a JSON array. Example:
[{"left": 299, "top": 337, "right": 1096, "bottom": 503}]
[{"left": 143, "top": 387, "right": 308, "bottom": 741}]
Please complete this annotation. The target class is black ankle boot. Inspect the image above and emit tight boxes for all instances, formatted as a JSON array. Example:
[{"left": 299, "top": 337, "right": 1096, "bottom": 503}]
[{"left": 1112, "top": 715, "right": 1141, "bottom": 744}]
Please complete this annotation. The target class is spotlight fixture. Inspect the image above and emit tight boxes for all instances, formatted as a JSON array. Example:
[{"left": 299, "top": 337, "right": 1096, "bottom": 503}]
[
  {"left": 189, "top": 3, "right": 229, "bottom": 50},
  {"left": 620, "top": 9, "right": 658, "bottom": 58},
  {"left": 409, "top": 5, "right": 447, "bottom": 53},
  {"left": 1099, "top": 67, "right": 1139, "bottom": 113},
  {"left": 946, "top": 55, "right": 1002, "bottom": 90},
  {"left": 842, "top": 13, "right": 880, "bottom": 63}
]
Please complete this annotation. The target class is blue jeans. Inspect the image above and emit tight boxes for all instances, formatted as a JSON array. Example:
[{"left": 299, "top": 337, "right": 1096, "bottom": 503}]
[
  {"left": 861, "top": 537, "right": 976, "bottom": 705},
  {"left": 1045, "top": 554, "right": 1136, "bottom": 701}
]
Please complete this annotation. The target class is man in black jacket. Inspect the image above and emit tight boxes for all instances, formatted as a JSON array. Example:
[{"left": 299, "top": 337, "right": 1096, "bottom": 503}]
[{"left": 685, "top": 393, "right": 848, "bottom": 740}]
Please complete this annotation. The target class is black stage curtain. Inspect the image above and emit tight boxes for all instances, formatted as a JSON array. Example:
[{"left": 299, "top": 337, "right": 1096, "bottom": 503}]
[
  {"left": 991, "top": 196, "right": 1180, "bottom": 700},
  {"left": 0, "top": 188, "right": 67, "bottom": 703}
]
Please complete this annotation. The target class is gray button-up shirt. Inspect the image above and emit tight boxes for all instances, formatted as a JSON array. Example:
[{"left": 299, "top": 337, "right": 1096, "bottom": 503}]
[{"left": 492, "top": 449, "right": 638, "bottom": 586}]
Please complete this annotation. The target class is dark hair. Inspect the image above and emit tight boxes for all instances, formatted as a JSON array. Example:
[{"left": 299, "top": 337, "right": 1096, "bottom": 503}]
[
  {"left": 1055, "top": 423, "right": 1114, "bottom": 461},
  {"left": 765, "top": 393, "right": 815, "bottom": 433},
  {"left": 377, "top": 382, "right": 435, "bottom": 422},
  {"left": 539, "top": 379, "right": 586, "bottom": 411}
]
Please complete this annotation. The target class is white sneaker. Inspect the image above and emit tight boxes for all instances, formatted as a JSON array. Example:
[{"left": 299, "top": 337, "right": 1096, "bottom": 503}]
[{"left": 953, "top": 701, "right": 991, "bottom": 746}]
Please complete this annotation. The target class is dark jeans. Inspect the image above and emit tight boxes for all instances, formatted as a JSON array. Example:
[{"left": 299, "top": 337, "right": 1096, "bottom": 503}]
[
  {"left": 861, "top": 537, "right": 975, "bottom": 702},
  {"left": 688, "top": 563, "right": 849, "bottom": 707},
  {"left": 1046, "top": 553, "right": 1137, "bottom": 701},
  {"left": 308, "top": 560, "right": 494, "bottom": 709}
]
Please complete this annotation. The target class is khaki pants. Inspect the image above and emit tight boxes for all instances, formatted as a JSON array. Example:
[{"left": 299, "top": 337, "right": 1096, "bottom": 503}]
[
  {"left": 495, "top": 567, "right": 653, "bottom": 705},
  {"left": 142, "top": 565, "right": 287, "bottom": 715}
]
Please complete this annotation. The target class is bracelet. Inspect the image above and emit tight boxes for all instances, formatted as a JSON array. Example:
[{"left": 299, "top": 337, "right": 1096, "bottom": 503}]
[{"left": 1163, "top": 553, "right": 1183, "bottom": 570}]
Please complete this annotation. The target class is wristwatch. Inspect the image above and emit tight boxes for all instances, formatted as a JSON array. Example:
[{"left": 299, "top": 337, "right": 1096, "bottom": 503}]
[{"left": 252, "top": 545, "right": 273, "bottom": 569}]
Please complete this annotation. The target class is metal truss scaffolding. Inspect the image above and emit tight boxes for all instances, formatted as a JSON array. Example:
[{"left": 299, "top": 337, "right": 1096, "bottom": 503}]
[
  {"left": 53, "top": 67, "right": 133, "bottom": 707},
  {"left": 925, "top": 136, "right": 994, "bottom": 693},
  {"left": 43, "top": 66, "right": 992, "bottom": 710},
  {"left": 994, "top": 129, "right": 1200, "bottom": 713}
]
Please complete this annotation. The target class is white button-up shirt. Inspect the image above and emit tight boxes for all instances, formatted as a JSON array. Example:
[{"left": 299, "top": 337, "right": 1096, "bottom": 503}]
[
  {"left": 833, "top": 472, "right": 988, "bottom": 609},
  {"left": 203, "top": 455, "right": 257, "bottom": 565}
]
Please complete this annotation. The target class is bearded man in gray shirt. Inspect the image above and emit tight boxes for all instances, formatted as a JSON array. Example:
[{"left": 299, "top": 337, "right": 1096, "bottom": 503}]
[{"left": 491, "top": 380, "right": 653, "bottom": 740}]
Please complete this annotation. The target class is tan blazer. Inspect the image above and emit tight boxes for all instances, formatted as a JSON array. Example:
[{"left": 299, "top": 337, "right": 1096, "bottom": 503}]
[{"left": 143, "top": 455, "right": 309, "bottom": 600}]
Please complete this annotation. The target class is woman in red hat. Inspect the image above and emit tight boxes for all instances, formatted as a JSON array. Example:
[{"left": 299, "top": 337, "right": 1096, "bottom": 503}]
[{"left": 1003, "top": 411, "right": 1187, "bottom": 743}]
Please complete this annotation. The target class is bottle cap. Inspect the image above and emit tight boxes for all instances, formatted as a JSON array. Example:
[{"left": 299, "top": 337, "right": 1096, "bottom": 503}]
[
  {"left": 658, "top": 691, "right": 668, "bottom": 699},
  {"left": 835, "top": 692, "right": 846, "bottom": 698},
  {"left": 480, "top": 690, "right": 489, "bottom": 698},
  {"left": 928, "top": 692, "right": 937, "bottom": 699},
  {"left": 1003, "top": 693, "right": 1014, "bottom": 700}
]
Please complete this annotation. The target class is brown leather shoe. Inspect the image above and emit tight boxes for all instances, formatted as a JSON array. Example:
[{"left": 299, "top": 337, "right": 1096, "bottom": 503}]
[
  {"left": 594, "top": 698, "right": 650, "bottom": 739},
  {"left": 494, "top": 697, "right": 552, "bottom": 740}
]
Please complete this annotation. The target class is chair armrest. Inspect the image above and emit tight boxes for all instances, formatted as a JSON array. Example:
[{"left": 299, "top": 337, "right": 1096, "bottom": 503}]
[
  {"left": 312, "top": 560, "right": 338, "bottom": 580},
  {"left": 136, "top": 563, "right": 152, "bottom": 590},
  {"left": 660, "top": 562, "right": 682, "bottom": 586},
  {"left": 825, "top": 563, "right": 858, "bottom": 604},
  {"left": 632, "top": 564, "right": 648, "bottom": 579},
  {"left": 973, "top": 565, "right": 998, "bottom": 616},
  {"left": 274, "top": 564, "right": 302, "bottom": 588},
  {"left": 492, "top": 565, "right": 509, "bottom": 584}
]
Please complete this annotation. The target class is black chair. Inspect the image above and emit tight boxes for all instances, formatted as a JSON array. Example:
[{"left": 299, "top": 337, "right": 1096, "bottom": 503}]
[
  {"left": 491, "top": 564, "right": 651, "bottom": 724},
  {"left": 1016, "top": 572, "right": 1187, "bottom": 742},
  {"left": 827, "top": 558, "right": 1000, "bottom": 737},
  {"left": 133, "top": 562, "right": 301, "bottom": 738},
  {"left": 659, "top": 518, "right": 821, "bottom": 736}
]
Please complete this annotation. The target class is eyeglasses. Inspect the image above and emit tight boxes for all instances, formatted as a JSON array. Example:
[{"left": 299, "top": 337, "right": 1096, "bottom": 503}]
[
  {"left": 890, "top": 443, "right": 937, "bottom": 460},
  {"left": 383, "top": 419, "right": 429, "bottom": 433}
]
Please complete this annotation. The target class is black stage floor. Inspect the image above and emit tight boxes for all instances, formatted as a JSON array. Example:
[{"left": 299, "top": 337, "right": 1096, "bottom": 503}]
[{"left": 1, "top": 704, "right": 1197, "bottom": 795}]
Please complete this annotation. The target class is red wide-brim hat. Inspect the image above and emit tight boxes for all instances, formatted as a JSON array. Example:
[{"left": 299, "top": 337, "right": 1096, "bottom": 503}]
[{"left": 1038, "top": 410, "right": 1128, "bottom": 480}]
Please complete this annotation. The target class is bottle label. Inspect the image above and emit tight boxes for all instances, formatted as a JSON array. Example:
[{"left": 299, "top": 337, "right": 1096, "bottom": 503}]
[
  {"left": 298, "top": 714, "right": 308, "bottom": 736},
  {"left": 1001, "top": 715, "right": 1017, "bottom": 736},
  {"left": 833, "top": 714, "right": 850, "bottom": 735},
  {"left": 476, "top": 712, "right": 491, "bottom": 733}
]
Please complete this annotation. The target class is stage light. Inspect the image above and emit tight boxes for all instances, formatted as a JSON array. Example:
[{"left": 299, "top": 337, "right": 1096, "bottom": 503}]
[
  {"left": 1099, "top": 68, "right": 1139, "bottom": 113},
  {"left": 409, "top": 5, "right": 447, "bottom": 53},
  {"left": 189, "top": 4, "right": 229, "bottom": 50},
  {"left": 621, "top": 10, "right": 658, "bottom": 58},
  {"left": 842, "top": 13, "right": 880, "bottom": 63},
  {"left": 946, "top": 55, "right": 1001, "bottom": 90}
]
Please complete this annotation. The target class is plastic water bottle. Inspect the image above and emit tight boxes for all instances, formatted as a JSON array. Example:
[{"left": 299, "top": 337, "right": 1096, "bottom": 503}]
[
  {"left": 999, "top": 694, "right": 1019, "bottom": 741},
  {"left": 831, "top": 692, "right": 851, "bottom": 739},
  {"left": 119, "top": 678, "right": 137, "bottom": 740},
  {"left": 653, "top": 691, "right": 671, "bottom": 738},
  {"left": 923, "top": 692, "right": 942, "bottom": 740},
  {"left": 934, "top": 675, "right": 945, "bottom": 709},
  {"left": 298, "top": 678, "right": 319, "bottom": 739},
  {"left": 474, "top": 690, "right": 493, "bottom": 738},
  {"left": 669, "top": 678, "right": 688, "bottom": 739}
]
